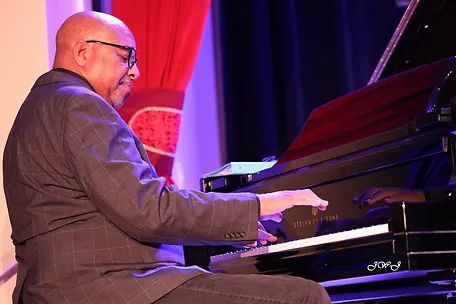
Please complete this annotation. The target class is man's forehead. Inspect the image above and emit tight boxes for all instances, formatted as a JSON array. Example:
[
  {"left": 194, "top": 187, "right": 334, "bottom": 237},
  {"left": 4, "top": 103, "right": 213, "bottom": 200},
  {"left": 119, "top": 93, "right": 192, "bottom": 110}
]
[
  {"left": 90, "top": 24, "right": 136, "bottom": 48},
  {"left": 112, "top": 25, "right": 135, "bottom": 46}
]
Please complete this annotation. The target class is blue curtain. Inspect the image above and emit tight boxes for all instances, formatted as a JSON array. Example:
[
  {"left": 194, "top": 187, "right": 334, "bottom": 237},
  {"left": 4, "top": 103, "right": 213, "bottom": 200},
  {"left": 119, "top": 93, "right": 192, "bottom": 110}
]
[{"left": 212, "top": 0, "right": 406, "bottom": 162}]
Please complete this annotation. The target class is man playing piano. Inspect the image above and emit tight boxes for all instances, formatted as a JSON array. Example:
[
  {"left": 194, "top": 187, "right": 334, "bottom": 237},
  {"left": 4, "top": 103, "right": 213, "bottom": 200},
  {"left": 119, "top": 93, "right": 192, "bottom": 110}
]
[{"left": 3, "top": 11, "right": 332, "bottom": 304}]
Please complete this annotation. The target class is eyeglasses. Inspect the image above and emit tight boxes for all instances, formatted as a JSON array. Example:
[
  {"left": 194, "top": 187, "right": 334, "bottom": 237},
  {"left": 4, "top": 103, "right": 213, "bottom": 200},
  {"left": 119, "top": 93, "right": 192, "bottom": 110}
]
[{"left": 86, "top": 40, "right": 138, "bottom": 68}]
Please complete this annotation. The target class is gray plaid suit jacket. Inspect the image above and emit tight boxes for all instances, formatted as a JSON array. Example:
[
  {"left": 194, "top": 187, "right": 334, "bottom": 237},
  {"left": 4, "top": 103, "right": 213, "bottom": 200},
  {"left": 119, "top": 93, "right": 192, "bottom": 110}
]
[{"left": 3, "top": 69, "right": 259, "bottom": 303}]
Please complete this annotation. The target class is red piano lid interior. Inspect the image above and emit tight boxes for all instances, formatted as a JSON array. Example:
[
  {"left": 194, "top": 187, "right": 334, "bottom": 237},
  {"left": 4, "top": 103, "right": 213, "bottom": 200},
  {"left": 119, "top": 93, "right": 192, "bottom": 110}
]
[{"left": 275, "top": 57, "right": 456, "bottom": 166}]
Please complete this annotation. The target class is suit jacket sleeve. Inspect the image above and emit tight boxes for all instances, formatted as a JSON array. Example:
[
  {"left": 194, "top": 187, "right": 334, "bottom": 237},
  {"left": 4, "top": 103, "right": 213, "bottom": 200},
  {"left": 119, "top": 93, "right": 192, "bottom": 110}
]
[{"left": 63, "top": 91, "right": 259, "bottom": 245}]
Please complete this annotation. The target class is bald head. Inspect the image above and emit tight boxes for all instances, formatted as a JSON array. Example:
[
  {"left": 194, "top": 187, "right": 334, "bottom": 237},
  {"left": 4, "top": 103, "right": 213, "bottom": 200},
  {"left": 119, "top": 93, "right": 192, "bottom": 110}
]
[
  {"left": 52, "top": 11, "right": 140, "bottom": 108},
  {"left": 53, "top": 11, "right": 131, "bottom": 67}
]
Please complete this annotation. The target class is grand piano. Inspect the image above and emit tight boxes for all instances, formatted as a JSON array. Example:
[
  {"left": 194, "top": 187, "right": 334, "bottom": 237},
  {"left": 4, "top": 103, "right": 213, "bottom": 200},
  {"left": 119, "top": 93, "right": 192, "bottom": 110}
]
[{"left": 186, "top": 0, "right": 456, "bottom": 302}]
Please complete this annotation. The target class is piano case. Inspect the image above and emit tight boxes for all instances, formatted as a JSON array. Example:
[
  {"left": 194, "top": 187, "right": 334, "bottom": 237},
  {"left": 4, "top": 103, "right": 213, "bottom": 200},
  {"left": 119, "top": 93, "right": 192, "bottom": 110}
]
[{"left": 187, "top": 0, "right": 456, "bottom": 302}]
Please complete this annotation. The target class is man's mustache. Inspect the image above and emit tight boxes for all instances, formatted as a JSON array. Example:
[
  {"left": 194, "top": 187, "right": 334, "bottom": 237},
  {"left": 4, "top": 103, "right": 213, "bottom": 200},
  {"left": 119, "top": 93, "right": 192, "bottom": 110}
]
[{"left": 120, "top": 78, "right": 132, "bottom": 87}]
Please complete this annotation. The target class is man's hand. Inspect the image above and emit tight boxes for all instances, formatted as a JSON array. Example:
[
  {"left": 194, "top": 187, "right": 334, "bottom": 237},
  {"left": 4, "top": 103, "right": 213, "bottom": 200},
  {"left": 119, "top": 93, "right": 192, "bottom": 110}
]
[
  {"left": 353, "top": 187, "right": 426, "bottom": 206},
  {"left": 244, "top": 221, "right": 278, "bottom": 248},
  {"left": 257, "top": 189, "right": 328, "bottom": 222}
]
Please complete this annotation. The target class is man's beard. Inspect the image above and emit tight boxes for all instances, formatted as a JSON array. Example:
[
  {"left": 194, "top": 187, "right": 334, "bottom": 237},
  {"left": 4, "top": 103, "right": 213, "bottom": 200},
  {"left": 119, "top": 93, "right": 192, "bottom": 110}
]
[{"left": 110, "top": 90, "right": 130, "bottom": 109}]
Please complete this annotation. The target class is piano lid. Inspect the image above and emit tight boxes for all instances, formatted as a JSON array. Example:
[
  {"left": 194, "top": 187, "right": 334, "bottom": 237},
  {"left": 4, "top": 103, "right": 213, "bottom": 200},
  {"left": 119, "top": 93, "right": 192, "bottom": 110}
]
[
  {"left": 369, "top": 0, "right": 456, "bottom": 84},
  {"left": 275, "top": 0, "right": 456, "bottom": 166}
]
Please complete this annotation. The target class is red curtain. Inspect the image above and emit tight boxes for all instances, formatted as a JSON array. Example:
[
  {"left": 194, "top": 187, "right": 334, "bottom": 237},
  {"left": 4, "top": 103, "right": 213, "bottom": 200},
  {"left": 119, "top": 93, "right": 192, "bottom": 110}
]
[{"left": 112, "top": 0, "right": 212, "bottom": 185}]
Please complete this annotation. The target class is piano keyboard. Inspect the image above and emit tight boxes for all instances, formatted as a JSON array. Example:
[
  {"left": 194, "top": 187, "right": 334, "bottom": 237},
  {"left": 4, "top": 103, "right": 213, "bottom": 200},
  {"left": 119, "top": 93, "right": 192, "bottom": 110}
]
[{"left": 210, "top": 224, "right": 390, "bottom": 265}]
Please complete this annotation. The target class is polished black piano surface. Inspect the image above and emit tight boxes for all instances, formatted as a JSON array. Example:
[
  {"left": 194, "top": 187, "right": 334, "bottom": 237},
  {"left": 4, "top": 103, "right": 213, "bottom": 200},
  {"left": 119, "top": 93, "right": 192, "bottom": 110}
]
[{"left": 185, "top": 0, "right": 456, "bottom": 303}]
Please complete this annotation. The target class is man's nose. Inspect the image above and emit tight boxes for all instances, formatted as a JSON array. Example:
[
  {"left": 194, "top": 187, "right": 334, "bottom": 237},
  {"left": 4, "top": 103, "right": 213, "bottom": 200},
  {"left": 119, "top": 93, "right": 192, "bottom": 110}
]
[{"left": 129, "top": 64, "right": 140, "bottom": 80}]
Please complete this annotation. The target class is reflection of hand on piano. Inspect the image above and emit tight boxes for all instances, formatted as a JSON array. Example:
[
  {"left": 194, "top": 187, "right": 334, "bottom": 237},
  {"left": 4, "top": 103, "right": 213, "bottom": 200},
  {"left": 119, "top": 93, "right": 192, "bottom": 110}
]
[
  {"left": 353, "top": 187, "right": 425, "bottom": 207},
  {"left": 257, "top": 189, "right": 329, "bottom": 222}
]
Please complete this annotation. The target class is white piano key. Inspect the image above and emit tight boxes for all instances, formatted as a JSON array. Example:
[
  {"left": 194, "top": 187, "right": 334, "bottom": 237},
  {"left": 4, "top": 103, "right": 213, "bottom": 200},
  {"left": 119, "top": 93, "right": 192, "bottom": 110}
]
[{"left": 211, "top": 224, "right": 390, "bottom": 264}]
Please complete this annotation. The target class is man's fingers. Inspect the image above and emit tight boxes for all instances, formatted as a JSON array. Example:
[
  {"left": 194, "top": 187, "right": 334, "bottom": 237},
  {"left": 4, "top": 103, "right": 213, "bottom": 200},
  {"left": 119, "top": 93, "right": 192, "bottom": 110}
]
[
  {"left": 295, "top": 189, "right": 326, "bottom": 201},
  {"left": 244, "top": 241, "right": 257, "bottom": 248},
  {"left": 286, "top": 190, "right": 328, "bottom": 208},
  {"left": 258, "top": 227, "right": 277, "bottom": 243},
  {"left": 244, "top": 222, "right": 278, "bottom": 248},
  {"left": 292, "top": 197, "right": 328, "bottom": 209},
  {"left": 317, "top": 203, "right": 327, "bottom": 211},
  {"left": 258, "top": 189, "right": 329, "bottom": 218}
]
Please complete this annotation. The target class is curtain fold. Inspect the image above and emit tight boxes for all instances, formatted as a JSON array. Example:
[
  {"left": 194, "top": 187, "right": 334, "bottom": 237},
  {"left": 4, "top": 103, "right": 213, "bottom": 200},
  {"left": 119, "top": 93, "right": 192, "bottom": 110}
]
[{"left": 112, "top": 0, "right": 211, "bottom": 184}]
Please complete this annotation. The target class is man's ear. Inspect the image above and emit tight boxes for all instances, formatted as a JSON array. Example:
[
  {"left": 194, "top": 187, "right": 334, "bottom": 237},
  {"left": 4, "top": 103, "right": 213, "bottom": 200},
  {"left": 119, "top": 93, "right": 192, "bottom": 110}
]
[{"left": 73, "top": 41, "right": 89, "bottom": 67}]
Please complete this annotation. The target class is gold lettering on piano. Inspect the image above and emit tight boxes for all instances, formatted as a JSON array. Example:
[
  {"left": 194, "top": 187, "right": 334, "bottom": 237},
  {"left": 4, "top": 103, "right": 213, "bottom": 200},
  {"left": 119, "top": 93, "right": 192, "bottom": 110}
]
[
  {"left": 311, "top": 206, "right": 318, "bottom": 216},
  {"left": 293, "top": 214, "right": 339, "bottom": 229}
]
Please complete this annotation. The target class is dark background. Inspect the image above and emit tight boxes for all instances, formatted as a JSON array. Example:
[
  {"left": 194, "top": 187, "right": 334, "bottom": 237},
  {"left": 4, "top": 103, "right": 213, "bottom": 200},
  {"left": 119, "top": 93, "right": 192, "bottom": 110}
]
[{"left": 212, "top": 0, "right": 406, "bottom": 162}]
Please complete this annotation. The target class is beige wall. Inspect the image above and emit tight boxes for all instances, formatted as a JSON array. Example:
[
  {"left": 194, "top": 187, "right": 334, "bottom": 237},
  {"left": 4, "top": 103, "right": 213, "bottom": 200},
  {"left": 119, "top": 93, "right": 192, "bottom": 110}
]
[
  {"left": 0, "top": 0, "right": 49, "bottom": 302},
  {"left": 0, "top": 1, "right": 218, "bottom": 302},
  {"left": 0, "top": 0, "right": 91, "bottom": 302}
]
